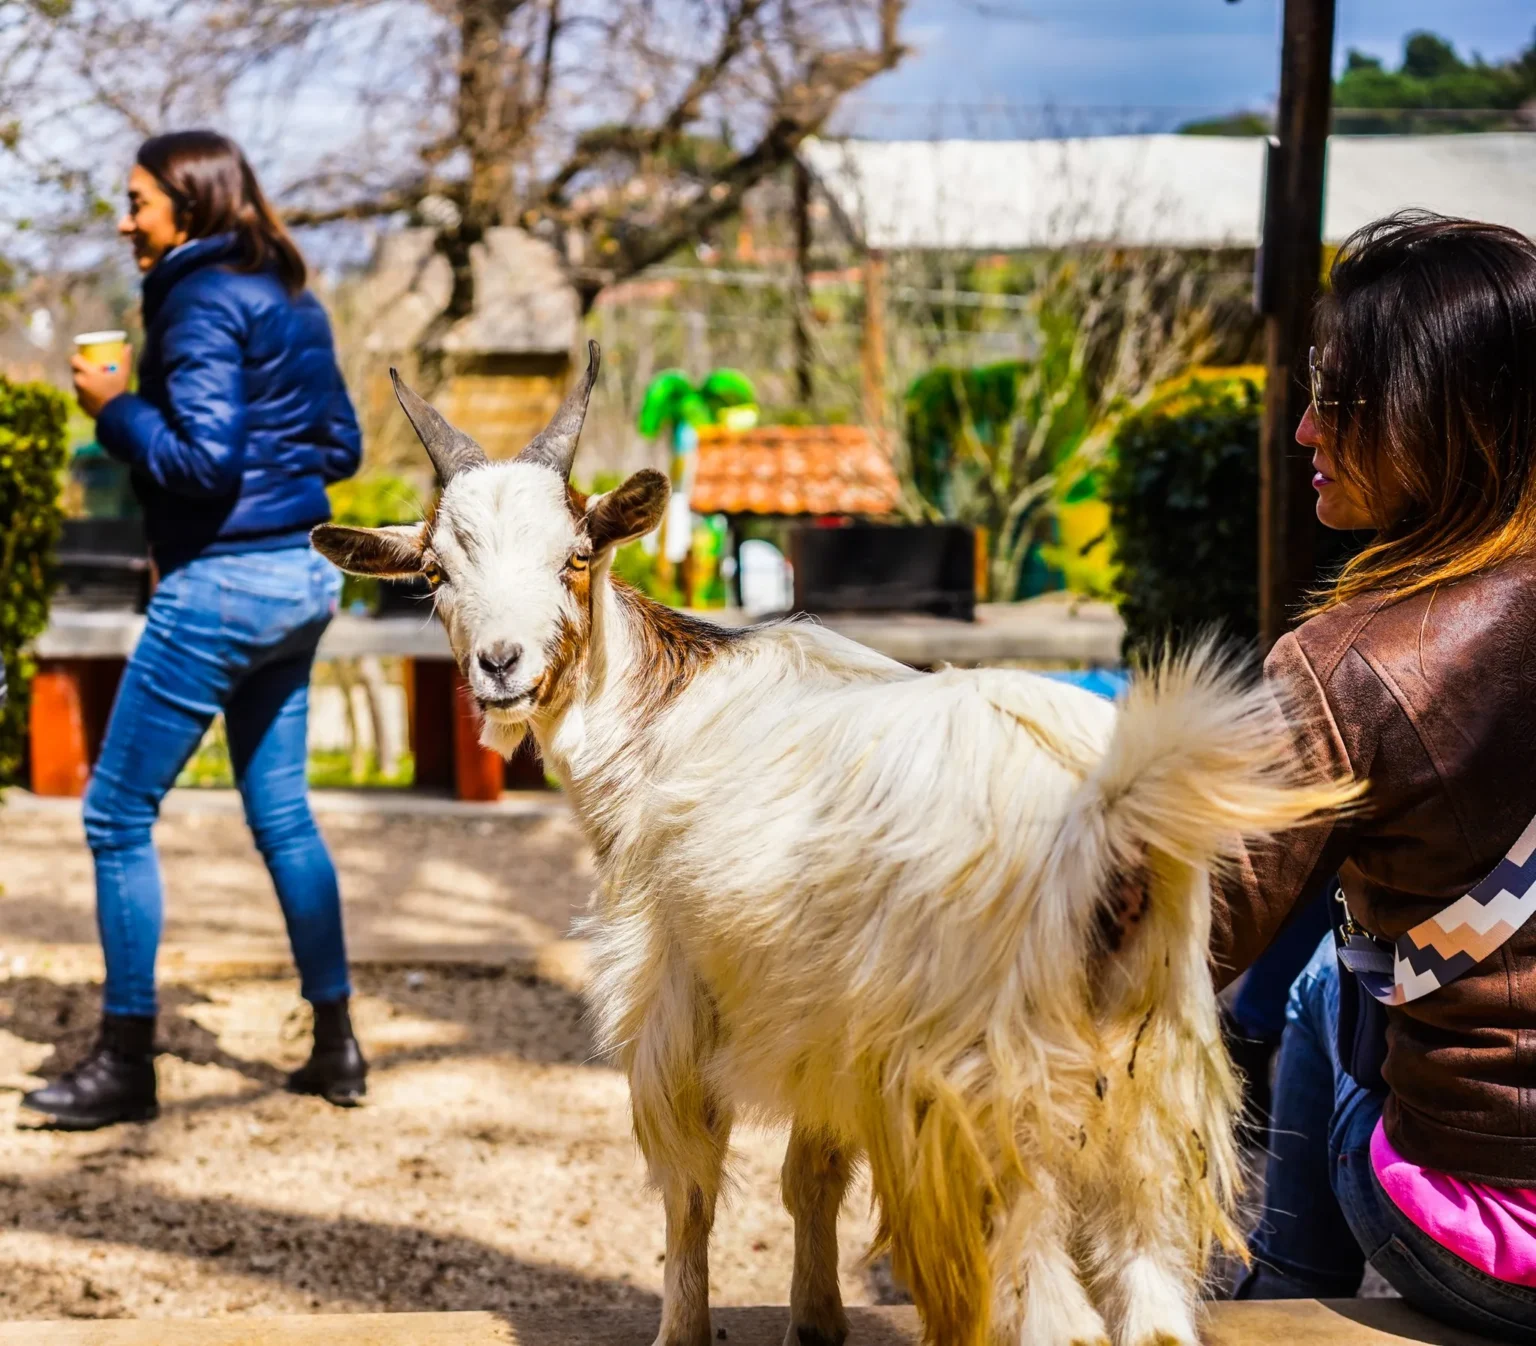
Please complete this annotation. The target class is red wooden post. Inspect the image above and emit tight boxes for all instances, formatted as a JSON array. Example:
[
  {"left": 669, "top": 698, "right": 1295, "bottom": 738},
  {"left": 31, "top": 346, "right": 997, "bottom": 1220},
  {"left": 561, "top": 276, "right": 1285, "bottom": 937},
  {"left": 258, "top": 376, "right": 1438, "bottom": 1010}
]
[
  {"left": 450, "top": 666, "right": 504, "bottom": 802},
  {"left": 29, "top": 665, "right": 91, "bottom": 797},
  {"left": 27, "top": 658, "right": 126, "bottom": 797}
]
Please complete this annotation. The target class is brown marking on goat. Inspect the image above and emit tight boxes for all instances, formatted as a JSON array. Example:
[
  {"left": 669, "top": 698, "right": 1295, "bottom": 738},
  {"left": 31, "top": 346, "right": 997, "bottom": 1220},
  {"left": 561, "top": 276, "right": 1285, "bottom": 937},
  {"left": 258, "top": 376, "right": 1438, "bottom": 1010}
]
[
  {"left": 1127, "top": 1006, "right": 1155, "bottom": 1079},
  {"left": 534, "top": 544, "right": 595, "bottom": 712},
  {"left": 1097, "top": 860, "right": 1152, "bottom": 954},
  {"left": 612, "top": 579, "right": 747, "bottom": 716}
]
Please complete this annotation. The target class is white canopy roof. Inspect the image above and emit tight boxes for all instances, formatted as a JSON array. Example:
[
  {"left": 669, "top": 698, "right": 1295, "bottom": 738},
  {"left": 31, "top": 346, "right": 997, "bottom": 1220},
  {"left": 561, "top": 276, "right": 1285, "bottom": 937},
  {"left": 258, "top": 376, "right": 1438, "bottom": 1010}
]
[{"left": 800, "top": 134, "right": 1536, "bottom": 251}]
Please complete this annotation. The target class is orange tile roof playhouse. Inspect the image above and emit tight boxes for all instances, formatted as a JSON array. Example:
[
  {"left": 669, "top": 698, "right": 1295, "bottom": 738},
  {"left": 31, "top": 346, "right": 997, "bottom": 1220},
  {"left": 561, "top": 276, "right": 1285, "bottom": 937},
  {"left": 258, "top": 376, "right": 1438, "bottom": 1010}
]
[{"left": 690, "top": 424, "right": 902, "bottom": 517}]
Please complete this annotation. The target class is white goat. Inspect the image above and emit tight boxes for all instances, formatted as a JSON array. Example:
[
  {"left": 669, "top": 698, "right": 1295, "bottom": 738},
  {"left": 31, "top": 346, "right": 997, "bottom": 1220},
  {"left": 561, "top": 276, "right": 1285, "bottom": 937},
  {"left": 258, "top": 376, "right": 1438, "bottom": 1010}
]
[{"left": 314, "top": 344, "right": 1353, "bottom": 1346}]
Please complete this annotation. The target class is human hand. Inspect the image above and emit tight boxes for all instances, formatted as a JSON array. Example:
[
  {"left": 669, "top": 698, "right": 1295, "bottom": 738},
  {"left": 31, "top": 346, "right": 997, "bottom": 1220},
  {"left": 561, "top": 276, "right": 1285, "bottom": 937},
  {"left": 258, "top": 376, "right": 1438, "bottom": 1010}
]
[{"left": 71, "top": 347, "right": 132, "bottom": 418}]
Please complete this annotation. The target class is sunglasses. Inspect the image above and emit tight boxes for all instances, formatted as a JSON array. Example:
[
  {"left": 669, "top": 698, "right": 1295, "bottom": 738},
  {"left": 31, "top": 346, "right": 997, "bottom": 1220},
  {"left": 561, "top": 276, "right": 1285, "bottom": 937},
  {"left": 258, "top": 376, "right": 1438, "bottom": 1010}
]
[{"left": 1309, "top": 346, "right": 1367, "bottom": 412}]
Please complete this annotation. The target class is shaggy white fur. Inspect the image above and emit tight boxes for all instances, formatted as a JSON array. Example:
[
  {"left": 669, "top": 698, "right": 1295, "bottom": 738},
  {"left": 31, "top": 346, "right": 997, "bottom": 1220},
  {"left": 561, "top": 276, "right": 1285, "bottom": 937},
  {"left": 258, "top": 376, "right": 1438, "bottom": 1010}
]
[{"left": 314, "top": 393, "right": 1356, "bottom": 1346}]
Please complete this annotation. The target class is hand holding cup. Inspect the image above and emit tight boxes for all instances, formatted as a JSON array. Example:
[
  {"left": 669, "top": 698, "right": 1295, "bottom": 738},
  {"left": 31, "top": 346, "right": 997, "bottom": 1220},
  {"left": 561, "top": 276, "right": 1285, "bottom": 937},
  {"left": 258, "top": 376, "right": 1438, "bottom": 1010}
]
[{"left": 72, "top": 330, "right": 132, "bottom": 418}]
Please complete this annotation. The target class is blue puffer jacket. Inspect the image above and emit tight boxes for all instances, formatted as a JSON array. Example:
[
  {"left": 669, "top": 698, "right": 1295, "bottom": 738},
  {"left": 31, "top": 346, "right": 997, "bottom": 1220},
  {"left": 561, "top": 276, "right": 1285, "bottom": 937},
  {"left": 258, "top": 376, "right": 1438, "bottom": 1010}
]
[{"left": 96, "top": 232, "right": 361, "bottom": 572}]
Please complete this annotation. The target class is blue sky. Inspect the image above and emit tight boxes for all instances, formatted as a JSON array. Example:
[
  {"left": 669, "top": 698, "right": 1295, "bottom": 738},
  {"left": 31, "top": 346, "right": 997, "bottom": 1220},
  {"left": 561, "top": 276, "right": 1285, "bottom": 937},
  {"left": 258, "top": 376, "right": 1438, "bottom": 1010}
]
[{"left": 845, "top": 0, "right": 1536, "bottom": 134}]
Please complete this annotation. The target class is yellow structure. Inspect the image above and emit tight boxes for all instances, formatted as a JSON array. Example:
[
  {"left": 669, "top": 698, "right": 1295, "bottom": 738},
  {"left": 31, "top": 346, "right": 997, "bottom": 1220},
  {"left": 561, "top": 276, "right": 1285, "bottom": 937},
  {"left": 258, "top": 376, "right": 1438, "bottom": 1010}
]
[{"left": 352, "top": 229, "right": 581, "bottom": 465}]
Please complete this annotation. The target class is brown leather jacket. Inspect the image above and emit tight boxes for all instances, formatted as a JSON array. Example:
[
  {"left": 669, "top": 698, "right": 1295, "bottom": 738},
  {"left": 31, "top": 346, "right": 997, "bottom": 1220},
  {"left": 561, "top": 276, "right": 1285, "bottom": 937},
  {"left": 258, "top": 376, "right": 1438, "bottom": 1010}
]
[{"left": 1213, "top": 554, "right": 1536, "bottom": 1186}]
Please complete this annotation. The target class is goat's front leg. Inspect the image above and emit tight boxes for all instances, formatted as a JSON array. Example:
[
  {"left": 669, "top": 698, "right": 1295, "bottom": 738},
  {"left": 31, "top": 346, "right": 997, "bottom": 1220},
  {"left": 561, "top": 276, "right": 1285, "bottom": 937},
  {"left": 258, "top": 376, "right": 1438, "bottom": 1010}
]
[
  {"left": 781, "top": 1124, "right": 853, "bottom": 1346},
  {"left": 629, "top": 989, "right": 733, "bottom": 1346}
]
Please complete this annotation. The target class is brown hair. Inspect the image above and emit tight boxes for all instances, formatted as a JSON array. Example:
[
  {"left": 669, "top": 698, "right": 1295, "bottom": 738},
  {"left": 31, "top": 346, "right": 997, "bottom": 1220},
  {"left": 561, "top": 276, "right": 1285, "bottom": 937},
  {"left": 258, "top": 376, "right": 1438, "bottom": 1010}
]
[
  {"left": 136, "top": 129, "right": 306, "bottom": 293},
  {"left": 1311, "top": 210, "right": 1536, "bottom": 612}
]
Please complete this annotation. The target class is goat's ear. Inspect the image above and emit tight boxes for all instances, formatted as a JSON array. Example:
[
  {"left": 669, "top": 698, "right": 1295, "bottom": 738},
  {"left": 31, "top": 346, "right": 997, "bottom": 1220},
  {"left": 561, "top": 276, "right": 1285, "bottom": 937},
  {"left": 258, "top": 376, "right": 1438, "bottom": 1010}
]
[
  {"left": 310, "top": 523, "right": 427, "bottom": 579},
  {"left": 586, "top": 469, "right": 669, "bottom": 552}
]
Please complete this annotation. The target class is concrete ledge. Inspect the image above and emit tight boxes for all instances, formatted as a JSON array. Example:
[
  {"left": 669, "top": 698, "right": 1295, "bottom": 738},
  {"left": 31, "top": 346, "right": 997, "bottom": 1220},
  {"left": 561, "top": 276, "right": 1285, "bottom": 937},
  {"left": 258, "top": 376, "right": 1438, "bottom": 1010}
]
[
  {"left": 0, "top": 787, "right": 570, "bottom": 819},
  {"left": 33, "top": 602, "right": 1125, "bottom": 668},
  {"left": 0, "top": 1301, "right": 1502, "bottom": 1345}
]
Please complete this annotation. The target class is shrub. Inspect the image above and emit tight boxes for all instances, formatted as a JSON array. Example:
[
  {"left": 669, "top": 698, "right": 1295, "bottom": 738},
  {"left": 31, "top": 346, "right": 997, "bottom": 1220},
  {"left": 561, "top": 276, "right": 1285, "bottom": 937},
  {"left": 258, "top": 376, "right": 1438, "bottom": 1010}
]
[
  {"left": 1106, "top": 367, "right": 1361, "bottom": 662},
  {"left": 0, "top": 377, "right": 68, "bottom": 786},
  {"left": 1106, "top": 369, "right": 1265, "bottom": 661}
]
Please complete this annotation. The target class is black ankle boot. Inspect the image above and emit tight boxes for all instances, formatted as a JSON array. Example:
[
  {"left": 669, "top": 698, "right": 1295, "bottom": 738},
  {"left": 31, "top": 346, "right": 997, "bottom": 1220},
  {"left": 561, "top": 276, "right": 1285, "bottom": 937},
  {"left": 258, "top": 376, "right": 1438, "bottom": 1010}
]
[
  {"left": 21, "top": 1014, "right": 158, "bottom": 1130},
  {"left": 287, "top": 997, "right": 367, "bottom": 1106}
]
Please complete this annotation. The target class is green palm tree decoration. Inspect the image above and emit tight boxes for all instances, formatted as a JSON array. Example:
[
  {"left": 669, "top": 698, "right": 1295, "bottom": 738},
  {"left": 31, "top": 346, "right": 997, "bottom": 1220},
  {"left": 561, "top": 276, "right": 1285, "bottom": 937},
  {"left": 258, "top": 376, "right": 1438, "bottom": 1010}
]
[
  {"left": 636, "top": 367, "right": 759, "bottom": 607},
  {"left": 637, "top": 368, "right": 758, "bottom": 440}
]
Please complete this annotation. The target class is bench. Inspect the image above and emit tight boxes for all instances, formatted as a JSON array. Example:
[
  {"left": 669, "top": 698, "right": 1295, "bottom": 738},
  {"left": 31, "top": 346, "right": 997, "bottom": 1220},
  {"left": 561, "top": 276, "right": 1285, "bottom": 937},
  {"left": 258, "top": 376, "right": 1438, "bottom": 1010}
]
[
  {"left": 26, "top": 600, "right": 1125, "bottom": 802},
  {"left": 0, "top": 1301, "right": 1503, "bottom": 1344}
]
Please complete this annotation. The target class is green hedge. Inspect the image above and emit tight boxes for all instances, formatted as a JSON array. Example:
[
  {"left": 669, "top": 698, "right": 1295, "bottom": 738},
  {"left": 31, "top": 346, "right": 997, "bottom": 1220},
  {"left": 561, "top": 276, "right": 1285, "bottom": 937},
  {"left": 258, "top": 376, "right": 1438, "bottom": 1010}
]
[
  {"left": 1106, "top": 369, "right": 1362, "bottom": 663},
  {"left": 0, "top": 377, "right": 68, "bottom": 785},
  {"left": 1107, "top": 371, "right": 1266, "bottom": 661}
]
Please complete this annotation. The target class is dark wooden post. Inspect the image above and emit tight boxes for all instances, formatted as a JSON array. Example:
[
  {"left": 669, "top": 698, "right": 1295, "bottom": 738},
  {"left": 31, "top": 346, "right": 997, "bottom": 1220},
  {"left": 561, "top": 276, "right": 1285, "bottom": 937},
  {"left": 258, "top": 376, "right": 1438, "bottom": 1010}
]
[
  {"left": 1257, "top": 0, "right": 1336, "bottom": 651},
  {"left": 793, "top": 158, "right": 814, "bottom": 406},
  {"left": 405, "top": 658, "right": 454, "bottom": 792}
]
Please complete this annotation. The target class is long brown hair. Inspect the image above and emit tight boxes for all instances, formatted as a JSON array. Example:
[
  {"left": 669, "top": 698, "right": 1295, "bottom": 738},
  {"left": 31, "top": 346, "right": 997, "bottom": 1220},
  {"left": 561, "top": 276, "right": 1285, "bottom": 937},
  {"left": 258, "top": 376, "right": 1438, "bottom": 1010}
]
[
  {"left": 1311, "top": 211, "right": 1536, "bottom": 612},
  {"left": 136, "top": 130, "right": 306, "bottom": 293}
]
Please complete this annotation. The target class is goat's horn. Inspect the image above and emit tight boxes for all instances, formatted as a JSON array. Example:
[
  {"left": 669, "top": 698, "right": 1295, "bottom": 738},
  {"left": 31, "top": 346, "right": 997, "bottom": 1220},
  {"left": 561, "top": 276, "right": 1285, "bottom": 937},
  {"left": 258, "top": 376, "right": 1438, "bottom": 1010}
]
[
  {"left": 389, "top": 368, "right": 488, "bottom": 485},
  {"left": 516, "top": 340, "right": 600, "bottom": 478}
]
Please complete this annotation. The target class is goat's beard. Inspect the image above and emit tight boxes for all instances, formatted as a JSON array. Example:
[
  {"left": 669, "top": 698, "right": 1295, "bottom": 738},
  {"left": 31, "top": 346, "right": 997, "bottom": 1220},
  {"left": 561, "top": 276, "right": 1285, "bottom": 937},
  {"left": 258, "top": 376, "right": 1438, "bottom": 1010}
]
[{"left": 479, "top": 714, "right": 531, "bottom": 760}]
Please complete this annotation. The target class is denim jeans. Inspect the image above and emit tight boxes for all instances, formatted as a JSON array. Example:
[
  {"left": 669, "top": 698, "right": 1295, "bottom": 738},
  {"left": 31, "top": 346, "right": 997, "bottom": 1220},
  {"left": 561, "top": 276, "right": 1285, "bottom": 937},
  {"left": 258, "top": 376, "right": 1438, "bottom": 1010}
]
[
  {"left": 1230, "top": 887, "right": 1335, "bottom": 1040},
  {"left": 1239, "top": 936, "right": 1536, "bottom": 1342},
  {"left": 84, "top": 548, "right": 351, "bottom": 1017}
]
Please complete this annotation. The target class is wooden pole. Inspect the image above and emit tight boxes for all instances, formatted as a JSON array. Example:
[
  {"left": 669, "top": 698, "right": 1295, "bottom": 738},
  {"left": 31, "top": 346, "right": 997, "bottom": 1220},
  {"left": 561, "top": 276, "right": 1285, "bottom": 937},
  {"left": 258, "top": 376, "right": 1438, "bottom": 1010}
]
[
  {"left": 861, "top": 249, "right": 888, "bottom": 435},
  {"left": 793, "top": 158, "right": 814, "bottom": 406},
  {"left": 1257, "top": 0, "right": 1336, "bottom": 652}
]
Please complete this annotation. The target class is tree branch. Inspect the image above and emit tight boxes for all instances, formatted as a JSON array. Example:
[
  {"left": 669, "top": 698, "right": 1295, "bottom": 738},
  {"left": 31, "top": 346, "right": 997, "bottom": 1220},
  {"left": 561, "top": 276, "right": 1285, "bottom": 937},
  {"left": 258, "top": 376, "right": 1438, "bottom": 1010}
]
[
  {"left": 574, "top": 8, "right": 906, "bottom": 305},
  {"left": 535, "top": 0, "right": 560, "bottom": 114},
  {"left": 544, "top": 0, "right": 768, "bottom": 203},
  {"left": 282, "top": 179, "right": 430, "bottom": 227}
]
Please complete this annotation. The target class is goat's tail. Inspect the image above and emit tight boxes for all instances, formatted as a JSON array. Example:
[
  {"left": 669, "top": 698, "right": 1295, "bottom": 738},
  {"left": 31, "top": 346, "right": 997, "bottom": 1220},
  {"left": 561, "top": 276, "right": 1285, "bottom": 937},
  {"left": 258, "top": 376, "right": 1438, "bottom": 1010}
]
[
  {"left": 1044, "top": 640, "right": 1360, "bottom": 1258},
  {"left": 1047, "top": 638, "right": 1359, "bottom": 970}
]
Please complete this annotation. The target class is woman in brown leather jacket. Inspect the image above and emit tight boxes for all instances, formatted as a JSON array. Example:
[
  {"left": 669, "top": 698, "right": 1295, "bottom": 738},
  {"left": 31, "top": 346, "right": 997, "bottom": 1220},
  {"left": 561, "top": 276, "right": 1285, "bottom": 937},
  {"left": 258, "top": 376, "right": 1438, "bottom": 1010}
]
[{"left": 1226, "top": 212, "right": 1536, "bottom": 1340}]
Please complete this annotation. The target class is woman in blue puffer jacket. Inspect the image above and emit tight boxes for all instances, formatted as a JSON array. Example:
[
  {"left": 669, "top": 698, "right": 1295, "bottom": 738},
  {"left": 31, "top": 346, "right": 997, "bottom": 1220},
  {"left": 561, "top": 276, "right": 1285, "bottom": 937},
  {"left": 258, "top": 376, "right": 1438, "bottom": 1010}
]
[{"left": 24, "top": 130, "right": 366, "bottom": 1129}]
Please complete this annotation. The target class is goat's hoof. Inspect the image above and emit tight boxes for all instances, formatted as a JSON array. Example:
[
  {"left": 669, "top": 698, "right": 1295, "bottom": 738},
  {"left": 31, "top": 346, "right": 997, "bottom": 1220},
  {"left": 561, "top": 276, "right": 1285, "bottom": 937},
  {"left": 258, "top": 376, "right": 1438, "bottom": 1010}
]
[
  {"left": 785, "top": 1322, "right": 849, "bottom": 1346},
  {"left": 650, "top": 1325, "right": 713, "bottom": 1346}
]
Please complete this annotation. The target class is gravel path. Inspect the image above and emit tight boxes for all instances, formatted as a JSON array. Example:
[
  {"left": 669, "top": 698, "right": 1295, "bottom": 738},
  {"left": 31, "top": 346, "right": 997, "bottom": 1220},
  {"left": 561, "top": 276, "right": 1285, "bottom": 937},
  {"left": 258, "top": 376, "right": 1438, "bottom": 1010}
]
[{"left": 0, "top": 792, "right": 894, "bottom": 1324}]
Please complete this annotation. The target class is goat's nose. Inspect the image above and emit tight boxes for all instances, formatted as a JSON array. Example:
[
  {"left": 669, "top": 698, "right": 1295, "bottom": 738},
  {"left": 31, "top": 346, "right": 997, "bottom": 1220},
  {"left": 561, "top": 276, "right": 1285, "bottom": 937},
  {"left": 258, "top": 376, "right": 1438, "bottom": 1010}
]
[{"left": 476, "top": 642, "right": 524, "bottom": 679}]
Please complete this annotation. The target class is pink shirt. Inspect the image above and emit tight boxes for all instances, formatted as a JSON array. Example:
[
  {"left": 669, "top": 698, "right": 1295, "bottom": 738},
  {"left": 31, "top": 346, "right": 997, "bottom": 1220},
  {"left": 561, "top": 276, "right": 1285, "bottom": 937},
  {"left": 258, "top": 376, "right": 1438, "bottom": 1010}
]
[{"left": 1371, "top": 1119, "right": 1536, "bottom": 1287}]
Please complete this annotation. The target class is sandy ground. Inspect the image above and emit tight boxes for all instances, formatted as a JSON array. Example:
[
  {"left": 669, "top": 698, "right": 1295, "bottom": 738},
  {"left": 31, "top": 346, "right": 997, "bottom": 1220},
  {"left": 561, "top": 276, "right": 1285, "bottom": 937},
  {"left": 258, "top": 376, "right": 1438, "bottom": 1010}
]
[
  {"left": 0, "top": 791, "right": 894, "bottom": 1324},
  {"left": 0, "top": 792, "right": 590, "bottom": 957},
  {"left": 0, "top": 788, "right": 1385, "bottom": 1323}
]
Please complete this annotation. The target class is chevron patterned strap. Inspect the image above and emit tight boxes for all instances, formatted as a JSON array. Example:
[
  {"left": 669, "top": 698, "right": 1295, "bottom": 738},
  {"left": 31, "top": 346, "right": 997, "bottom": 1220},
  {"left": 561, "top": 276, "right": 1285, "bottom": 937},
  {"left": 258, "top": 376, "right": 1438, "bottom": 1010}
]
[{"left": 1344, "top": 813, "right": 1536, "bottom": 1007}]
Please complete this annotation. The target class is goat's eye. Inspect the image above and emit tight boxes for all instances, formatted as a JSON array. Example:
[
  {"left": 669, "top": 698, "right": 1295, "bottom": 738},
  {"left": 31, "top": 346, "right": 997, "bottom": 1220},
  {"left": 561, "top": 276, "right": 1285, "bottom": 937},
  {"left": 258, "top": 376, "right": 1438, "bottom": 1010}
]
[
  {"left": 422, "top": 560, "right": 446, "bottom": 589},
  {"left": 566, "top": 552, "right": 590, "bottom": 573}
]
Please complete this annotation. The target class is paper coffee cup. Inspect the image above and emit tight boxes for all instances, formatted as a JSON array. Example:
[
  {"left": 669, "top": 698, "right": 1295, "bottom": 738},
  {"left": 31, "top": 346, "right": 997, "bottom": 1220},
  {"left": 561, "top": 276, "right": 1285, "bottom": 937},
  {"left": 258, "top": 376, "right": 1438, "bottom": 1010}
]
[{"left": 74, "top": 330, "right": 128, "bottom": 372}]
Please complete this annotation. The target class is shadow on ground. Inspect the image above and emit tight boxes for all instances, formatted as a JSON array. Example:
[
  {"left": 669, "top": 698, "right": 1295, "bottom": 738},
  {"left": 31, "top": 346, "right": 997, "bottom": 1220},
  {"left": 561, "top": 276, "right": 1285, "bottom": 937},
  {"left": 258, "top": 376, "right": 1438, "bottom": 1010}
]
[
  {"left": 0, "top": 964, "right": 594, "bottom": 1095},
  {"left": 0, "top": 1170, "right": 661, "bottom": 1319}
]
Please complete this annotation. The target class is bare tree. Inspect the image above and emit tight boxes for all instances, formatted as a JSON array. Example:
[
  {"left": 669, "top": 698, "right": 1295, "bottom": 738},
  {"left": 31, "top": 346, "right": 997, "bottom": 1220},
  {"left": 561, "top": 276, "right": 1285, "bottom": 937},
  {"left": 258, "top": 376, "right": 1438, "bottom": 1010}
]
[{"left": 1, "top": 0, "right": 906, "bottom": 319}]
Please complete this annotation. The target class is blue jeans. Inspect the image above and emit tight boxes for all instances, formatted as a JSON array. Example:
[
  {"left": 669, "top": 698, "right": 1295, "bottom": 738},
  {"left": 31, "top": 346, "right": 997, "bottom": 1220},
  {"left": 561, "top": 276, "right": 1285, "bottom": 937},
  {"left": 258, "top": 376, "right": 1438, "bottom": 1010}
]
[
  {"left": 84, "top": 548, "right": 351, "bottom": 1018},
  {"left": 1240, "top": 936, "right": 1536, "bottom": 1342},
  {"left": 1230, "top": 887, "right": 1335, "bottom": 1040}
]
